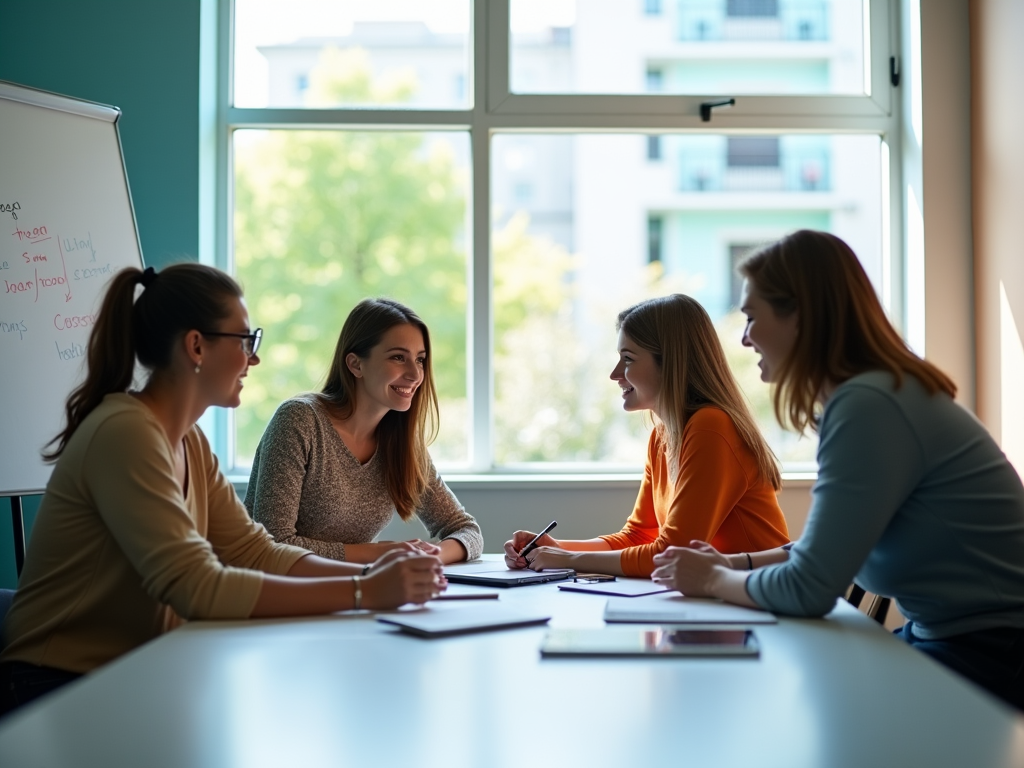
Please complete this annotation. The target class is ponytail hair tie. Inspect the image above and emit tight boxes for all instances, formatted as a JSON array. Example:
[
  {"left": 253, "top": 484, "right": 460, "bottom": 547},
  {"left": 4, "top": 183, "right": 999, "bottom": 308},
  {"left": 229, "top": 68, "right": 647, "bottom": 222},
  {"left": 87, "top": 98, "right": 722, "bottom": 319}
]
[{"left": 140, "top": 266, "right": 158, "bottom": 288}]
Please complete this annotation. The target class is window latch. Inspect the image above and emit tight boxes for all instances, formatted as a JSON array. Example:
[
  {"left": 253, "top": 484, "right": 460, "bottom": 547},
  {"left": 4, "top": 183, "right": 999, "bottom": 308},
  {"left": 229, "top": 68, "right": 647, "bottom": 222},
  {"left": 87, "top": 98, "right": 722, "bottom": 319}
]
[
  {"left": 890, "top": 56, "right": 900, "bottom": 87},
  {"left": 700, "top": 98, "right": 736, "bottom": 122}
]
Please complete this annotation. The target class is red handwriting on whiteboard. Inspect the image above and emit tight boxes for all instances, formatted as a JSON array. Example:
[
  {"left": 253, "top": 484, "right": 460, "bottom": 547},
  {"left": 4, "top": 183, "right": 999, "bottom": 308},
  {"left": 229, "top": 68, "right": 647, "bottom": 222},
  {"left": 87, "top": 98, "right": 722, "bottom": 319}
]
[
  {"left": 4, "top": 279, "right": 33, "bottom": 295},
  {"left": 53, "top": 313, "right": 97, "bottom": 330},
  {"left": 22, "top": 252, "right": 48, "bottom": 263},
  {"left": 11, "top": 224, "right": 49, "bottom": 243}
]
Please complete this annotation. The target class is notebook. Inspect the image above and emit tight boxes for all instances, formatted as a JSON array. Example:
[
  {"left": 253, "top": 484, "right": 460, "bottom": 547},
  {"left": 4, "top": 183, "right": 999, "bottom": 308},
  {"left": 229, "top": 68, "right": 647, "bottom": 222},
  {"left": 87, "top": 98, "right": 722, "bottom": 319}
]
[
  {"left": 541, "top": 627, "right": 760, "bottom": 658},
  {"left": 377, "top": 604, "right": 551, "bottom": 638},
  {"left": 557, "top": 580, "right": 672, "bottom": 597},
  {"left": 443, "top": 569, "right": 575, "bottom": 587},
  {"left": 603, "top": 594, "right": 777, "bottom": 624}
]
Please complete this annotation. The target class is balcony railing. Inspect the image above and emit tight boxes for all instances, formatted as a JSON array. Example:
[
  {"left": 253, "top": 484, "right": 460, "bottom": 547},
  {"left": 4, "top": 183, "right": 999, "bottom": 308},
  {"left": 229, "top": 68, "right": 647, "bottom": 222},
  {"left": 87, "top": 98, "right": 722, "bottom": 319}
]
[
  {"left": 677, "top": 0, "right": 830, "bottom": 42},
  {"left": 678, "top": 145, "right": 831, "bottom": 192}
]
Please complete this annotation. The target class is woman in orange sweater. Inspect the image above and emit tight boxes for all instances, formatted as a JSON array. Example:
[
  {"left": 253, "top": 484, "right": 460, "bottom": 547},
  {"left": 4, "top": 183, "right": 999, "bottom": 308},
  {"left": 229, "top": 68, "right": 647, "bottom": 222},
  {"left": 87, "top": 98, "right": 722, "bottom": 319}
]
[{"left": 504, "top": 294, "right": 790, "bottom": 578}]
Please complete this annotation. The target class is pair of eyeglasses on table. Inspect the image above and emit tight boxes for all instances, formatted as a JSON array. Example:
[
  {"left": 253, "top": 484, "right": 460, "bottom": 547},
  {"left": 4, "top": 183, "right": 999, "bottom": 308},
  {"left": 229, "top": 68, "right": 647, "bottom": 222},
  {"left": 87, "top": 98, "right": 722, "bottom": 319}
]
[
  {"left": 199, "top": 328, "right": 263, "bottom": 357},
  {"left": 574, "top": 574, "right": 616, "bottom": 584}
]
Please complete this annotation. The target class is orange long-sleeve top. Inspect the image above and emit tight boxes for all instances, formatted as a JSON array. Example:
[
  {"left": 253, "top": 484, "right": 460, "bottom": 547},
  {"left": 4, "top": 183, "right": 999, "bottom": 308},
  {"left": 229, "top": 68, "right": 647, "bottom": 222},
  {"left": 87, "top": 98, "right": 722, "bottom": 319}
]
[{"left": 600, "top": 407, "right": 790, "bottom": 577}]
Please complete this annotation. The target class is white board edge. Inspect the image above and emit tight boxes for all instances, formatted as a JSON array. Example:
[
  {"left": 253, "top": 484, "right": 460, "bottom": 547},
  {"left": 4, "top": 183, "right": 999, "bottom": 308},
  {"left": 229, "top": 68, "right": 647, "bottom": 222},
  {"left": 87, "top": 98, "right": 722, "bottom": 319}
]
[{"left": 0, "top": 80, "right": 120, "bottom": 123}]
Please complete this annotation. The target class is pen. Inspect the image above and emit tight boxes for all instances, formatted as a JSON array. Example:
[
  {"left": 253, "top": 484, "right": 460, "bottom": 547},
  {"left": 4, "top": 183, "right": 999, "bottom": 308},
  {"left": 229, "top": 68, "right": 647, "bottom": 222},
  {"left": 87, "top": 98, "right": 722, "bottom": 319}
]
[
  {"left": 518, "top": 520, "right": 558, "bottom": 560},
  {"left": 430, "top": 592, "right": 500, "bottom": 601}
]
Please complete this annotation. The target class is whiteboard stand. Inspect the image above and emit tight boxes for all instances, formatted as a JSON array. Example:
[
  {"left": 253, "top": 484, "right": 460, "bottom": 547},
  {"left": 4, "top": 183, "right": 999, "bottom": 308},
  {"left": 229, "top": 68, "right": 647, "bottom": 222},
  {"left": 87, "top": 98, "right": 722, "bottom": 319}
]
[{"left": 9, "top": 497, "right": 26, "bottom": 576}]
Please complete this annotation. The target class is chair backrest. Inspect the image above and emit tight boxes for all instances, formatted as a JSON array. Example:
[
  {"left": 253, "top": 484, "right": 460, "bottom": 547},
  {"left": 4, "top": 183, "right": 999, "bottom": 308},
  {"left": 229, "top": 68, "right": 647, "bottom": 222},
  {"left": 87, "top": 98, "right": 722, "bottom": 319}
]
[
  {"left": 845, "top": 584, "right": 891, "bottom": 625},
  {"left": 0, "top": 588, "right": 14, "bottom": 650}
]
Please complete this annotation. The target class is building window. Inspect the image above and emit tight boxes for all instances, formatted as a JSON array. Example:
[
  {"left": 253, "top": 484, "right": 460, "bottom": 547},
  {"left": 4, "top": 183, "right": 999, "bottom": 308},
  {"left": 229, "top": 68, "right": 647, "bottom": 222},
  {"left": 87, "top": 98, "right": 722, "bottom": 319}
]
[
  {"left": 648, "top": 217, "right": 664, "bottom": 263},
  {"left": 726, "top": 0, "right": 779, "bottom": 17},
  {"left": 647, "top": 135, "right": 662, "bottom": 161},
  {"left": 645, "top": 67, "right": 664, "bottom": 92},
  {"left": 729, "top": 243, "right": 758, "bottom": 308},
  {"left": 726, "top": 137, "right": 781, "bottom": 168}
]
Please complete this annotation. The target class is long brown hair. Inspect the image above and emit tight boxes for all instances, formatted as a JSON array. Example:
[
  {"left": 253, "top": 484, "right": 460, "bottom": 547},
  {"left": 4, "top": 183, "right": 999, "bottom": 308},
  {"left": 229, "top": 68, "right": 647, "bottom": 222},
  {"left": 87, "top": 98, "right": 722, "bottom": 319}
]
[
  {"left": 617, "top": 294, "right": 781, "bottom": 490},
  {"left": 738, "top": 229, "right": 956, "bottom": 434},
  {"left": 320, "top": 298, "right": 439, "bottom": 521},
  {"left": 44, "top": 263, "right": 243, "bottom": 461}
]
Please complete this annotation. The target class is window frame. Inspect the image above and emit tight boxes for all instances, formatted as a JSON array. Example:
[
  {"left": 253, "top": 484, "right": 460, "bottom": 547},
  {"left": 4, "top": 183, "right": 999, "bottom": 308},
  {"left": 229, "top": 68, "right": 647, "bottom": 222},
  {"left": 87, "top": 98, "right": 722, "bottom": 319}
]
[{"left": 215, "top": 0, "right": 903, "bottom": 477}]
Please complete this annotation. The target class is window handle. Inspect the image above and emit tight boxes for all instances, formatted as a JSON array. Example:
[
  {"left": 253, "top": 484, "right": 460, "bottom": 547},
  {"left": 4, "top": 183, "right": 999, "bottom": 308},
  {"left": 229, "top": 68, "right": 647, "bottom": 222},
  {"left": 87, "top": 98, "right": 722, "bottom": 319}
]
[{"left": 700, "top": 98, "right": 736, "bottom": 122}]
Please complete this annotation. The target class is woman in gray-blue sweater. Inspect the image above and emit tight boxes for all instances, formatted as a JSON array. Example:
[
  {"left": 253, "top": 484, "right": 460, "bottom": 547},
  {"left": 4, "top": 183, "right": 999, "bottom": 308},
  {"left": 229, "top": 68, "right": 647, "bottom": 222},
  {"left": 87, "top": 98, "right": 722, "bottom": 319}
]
[{"left": 652, "top": 229, "right": 1024, "bottom": 710}]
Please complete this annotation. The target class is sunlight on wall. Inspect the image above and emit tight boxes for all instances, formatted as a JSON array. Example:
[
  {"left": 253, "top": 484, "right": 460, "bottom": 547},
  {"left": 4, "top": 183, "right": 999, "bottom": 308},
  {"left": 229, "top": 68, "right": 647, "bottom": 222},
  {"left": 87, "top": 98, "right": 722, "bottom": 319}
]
[{"left": 1000, "top": 281, "right": 1024, "bottom": 472}]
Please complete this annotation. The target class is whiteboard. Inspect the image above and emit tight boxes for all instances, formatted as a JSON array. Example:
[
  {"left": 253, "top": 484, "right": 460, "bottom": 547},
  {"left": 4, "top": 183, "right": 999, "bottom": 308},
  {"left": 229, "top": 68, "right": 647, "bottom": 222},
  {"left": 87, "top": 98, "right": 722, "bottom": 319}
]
[{"left": 0, "top": 81, "right": 144, "bottom": 496}]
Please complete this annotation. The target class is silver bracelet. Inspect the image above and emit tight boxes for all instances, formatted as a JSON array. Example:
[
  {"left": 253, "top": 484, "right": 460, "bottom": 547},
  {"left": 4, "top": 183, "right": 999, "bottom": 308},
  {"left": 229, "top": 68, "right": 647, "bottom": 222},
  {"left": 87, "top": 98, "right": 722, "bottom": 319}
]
[
  {"left": 352, "top": 575, "right": 362, "bottom": 610},
  {"left": 361, "top": 564, "right": 371, "bottom": 576}
]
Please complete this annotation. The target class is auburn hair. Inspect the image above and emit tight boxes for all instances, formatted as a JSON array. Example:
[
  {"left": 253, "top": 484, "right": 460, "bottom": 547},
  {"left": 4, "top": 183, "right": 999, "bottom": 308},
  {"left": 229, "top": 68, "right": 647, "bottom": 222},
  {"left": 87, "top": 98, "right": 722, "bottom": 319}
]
[
  {"left": 738, "top": 229, "right": 956, "bottom": 434},
  {"left": 319, "top": 298, "right": 439, "bottom": 521},
  {"left": 617, "top": 294, "right": 781, "bottom": 491},
  {"left": 45, "top": 263, "right": 243, "bottom": 461}
]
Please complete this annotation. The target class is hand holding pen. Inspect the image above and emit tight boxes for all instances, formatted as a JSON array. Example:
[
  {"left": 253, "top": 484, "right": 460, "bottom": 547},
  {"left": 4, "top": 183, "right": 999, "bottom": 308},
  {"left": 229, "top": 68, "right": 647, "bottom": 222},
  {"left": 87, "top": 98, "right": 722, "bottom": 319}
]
[{"left": 503, "top": 521, "right": 558, "bottom": 569}]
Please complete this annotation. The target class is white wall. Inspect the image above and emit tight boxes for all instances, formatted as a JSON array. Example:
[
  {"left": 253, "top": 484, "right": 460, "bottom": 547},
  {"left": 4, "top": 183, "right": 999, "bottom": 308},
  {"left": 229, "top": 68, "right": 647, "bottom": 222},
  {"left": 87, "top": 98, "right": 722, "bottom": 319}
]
[{"left": 375, "top": 477, "right": 814, "bottom": 549}]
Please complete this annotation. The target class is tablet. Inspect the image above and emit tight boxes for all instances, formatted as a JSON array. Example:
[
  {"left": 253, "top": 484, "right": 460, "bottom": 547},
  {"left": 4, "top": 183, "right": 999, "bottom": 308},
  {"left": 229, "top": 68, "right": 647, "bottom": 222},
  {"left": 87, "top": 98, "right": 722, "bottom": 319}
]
[
  {"left": 443, "top": 569, "right": 575, "bottom": 587},
  {"left": 540, "top": 628, "right": 760, "bottom": 658},
  {"left": 603, "top": 594, "right": 777, "bottom": 624},
  {"left": 558, "top": 580, "right": 671, "bottom": 597},
  {"left": 377, "top": 605, "right": 551, "bottom": 638}
]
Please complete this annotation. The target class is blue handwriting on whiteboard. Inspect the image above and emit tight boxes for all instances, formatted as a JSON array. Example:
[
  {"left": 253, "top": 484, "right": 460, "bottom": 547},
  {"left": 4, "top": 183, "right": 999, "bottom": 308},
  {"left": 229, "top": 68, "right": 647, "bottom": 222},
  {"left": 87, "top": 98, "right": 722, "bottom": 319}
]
[{"left": 0, "top": 320, "right": 28, "bottom": 340}]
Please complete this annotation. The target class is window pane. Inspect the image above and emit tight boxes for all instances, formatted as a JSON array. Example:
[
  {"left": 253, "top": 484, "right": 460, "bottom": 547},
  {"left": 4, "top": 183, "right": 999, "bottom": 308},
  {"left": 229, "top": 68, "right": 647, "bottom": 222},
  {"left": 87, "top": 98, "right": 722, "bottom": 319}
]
[
  {"left": 234, "top": 0, "right": 471, "bottom": 109},
  {"left": 492, "top": 132, "right": 882, "bottom": 469},
  {"left": 510, "top": 0, "right": 866, "bottom": 96},
  {"left": 232, "top": 129, "right": 470, "bottom": 468}
]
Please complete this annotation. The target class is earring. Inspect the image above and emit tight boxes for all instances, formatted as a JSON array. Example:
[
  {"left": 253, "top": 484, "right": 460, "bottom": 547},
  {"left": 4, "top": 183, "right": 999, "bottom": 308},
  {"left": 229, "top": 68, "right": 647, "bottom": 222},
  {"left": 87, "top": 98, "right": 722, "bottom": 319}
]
[{"left": 194, "top": 362, "right": 202, "bottom": 374}]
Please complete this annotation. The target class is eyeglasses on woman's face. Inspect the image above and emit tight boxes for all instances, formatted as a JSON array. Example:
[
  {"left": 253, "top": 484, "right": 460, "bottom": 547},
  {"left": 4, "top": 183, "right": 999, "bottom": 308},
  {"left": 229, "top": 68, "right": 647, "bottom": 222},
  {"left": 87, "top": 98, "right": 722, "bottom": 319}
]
[{"left": 200, "top": 327, "right": 262, "bottom": 357}]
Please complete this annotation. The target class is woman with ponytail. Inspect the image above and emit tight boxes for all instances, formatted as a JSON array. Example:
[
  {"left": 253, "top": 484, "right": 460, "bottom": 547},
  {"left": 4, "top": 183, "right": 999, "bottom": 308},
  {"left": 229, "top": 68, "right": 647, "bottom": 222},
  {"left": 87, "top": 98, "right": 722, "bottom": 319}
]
[
  {"left": 504, "top": 294, "right": 790, "bottom": 578},
  {"left": 651, "top": 231, "right": 1024, "bottom": 710},
  {"left": 1, "top": 265, "right": 444, "bottom": 715},
  {"left": 245, "top": 298, "right": 482, "bottom": 565}
]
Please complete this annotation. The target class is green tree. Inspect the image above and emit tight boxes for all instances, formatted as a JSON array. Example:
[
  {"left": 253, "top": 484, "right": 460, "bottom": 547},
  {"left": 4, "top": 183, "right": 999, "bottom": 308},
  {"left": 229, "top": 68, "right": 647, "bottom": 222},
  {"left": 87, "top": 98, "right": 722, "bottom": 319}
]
[{"left": 234, "top": 48, "right": 468, "bottom": 461}]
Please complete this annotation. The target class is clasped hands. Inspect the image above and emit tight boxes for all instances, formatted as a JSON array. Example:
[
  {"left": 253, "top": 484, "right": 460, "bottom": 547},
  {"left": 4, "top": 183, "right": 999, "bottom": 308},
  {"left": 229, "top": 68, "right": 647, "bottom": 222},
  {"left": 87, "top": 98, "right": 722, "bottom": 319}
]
[
  {"left": 651, "top": 540, "right": 734, "bottom": 597},
  {"left": 363, "top": 547, "right": 447, "bottom": 606}
]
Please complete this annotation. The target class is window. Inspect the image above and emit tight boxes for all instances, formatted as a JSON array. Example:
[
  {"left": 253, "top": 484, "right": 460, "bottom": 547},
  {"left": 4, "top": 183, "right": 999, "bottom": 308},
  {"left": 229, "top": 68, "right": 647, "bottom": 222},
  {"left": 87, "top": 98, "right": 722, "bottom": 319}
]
[
  {"left": 648, "top": 216, "right": 664, "bottom": 264},
  {"left": 647, "top": 135, "right": 662, "bottom": 161},
  {"left": 223, "top": 0, "right": 898, "bottom": 475},
  {"left": 645, "top": 67, "right": 664, "bottom": 92},
  {"left": 727, "top": 137, "right": 781, "bottom": 168},
  {"left": 727, "top": 0, "right": 779, "bottom": 17}
]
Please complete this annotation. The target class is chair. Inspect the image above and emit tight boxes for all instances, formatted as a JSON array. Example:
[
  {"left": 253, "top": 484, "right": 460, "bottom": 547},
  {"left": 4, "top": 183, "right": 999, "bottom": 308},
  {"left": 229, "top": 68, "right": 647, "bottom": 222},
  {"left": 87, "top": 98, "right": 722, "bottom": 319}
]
[
  {"left": 0, "top": 588, "right": 14, "bottom": 650},
  {"left": 846, "top": 584, "right": 891, "bottom": 625}
]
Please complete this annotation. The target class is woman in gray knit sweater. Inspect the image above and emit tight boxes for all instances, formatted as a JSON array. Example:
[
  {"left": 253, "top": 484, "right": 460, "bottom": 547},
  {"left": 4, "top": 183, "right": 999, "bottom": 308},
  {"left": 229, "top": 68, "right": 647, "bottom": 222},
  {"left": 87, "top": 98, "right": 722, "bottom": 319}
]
[{"left": 245, "top": 299, "right": 482, "bottom": 564}]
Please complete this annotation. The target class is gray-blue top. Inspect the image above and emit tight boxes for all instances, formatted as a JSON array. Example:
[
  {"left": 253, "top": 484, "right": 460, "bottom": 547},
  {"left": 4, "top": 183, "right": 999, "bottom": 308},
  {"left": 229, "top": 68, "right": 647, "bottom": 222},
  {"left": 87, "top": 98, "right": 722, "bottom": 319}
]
[{"left": 747, "top": 371, "right": 1024, "bottom": 639}]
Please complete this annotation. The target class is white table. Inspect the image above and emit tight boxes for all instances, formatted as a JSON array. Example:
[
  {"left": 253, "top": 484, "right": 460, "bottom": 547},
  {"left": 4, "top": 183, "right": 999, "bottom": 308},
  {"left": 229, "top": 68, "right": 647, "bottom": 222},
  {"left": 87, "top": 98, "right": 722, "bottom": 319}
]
[{"left": 2, "top": 557, "right": 1023, "bottom": 768}]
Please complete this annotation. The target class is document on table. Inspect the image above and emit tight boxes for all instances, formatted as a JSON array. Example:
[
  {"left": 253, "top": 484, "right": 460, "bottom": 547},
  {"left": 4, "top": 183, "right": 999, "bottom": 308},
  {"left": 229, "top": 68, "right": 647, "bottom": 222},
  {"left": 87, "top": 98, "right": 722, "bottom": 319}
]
[
  {"left": 603, "top": 593, "right": 777, "bottom": 624},
  {"left": 378, "top": 603, "right": 551, "bottom": 638}
]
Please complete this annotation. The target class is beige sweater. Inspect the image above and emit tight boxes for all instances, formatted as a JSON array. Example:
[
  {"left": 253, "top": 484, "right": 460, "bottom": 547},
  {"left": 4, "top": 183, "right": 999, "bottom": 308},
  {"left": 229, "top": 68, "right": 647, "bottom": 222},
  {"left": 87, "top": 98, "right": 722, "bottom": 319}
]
[
  {"left": 1, "top": 394, "right": 308, "bottom": 674},
  {"left": 245, "top": 396, "right": 483, "bottom": 561}
]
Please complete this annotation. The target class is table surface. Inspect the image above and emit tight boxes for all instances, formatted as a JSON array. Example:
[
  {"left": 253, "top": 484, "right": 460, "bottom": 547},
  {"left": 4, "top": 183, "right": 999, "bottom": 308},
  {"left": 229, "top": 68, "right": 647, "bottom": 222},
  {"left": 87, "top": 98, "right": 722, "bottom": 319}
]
[{"left": 2, "top": 556, "right": 1023, "bottom": 768}]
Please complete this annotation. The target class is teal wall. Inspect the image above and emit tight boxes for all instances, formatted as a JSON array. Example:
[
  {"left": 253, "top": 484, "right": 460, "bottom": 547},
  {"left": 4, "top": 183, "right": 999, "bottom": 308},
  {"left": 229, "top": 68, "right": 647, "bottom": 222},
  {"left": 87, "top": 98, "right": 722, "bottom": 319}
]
[{"left": 0, "top": 0, "right": 204, "bottom": 587}]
